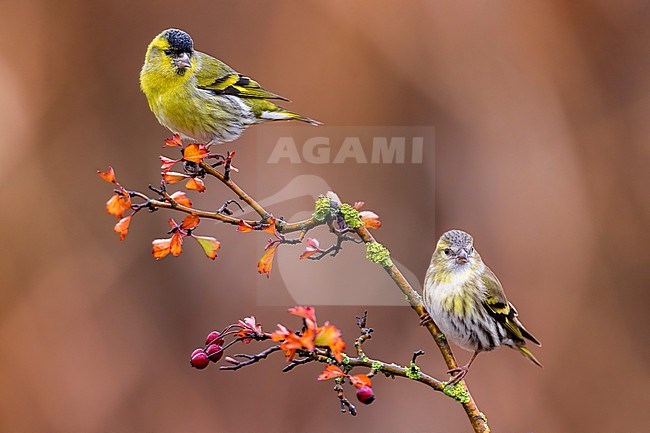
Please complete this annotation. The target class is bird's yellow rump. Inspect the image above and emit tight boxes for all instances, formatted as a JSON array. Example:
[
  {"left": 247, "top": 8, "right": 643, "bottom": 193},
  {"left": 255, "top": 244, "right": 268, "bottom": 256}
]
[{"left": 140, "top": 28, "right": 319, "bottom": 145}]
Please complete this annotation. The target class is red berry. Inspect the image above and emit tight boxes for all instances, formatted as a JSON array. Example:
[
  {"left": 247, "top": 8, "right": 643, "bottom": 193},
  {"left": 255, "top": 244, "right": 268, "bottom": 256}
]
[
  {"left": 356, "top": 385, "right": 375, "bottom": 404},
  {"left": 206, "top": 331, "right": 225, "bottom": 346},
  {"left": 190, "top": 349, "right": 209, "bottom": 369},
  {"left": 205, "top": 344, "right": 223, "bottom": 363}
]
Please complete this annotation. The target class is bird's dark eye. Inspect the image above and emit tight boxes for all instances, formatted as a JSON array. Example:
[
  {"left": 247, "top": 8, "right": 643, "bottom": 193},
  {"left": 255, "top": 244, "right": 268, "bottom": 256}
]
[
  {"left": 164, "top": 49, "right": 172, "bottom": 55},
  {"left": 444, "top": 248, "right": 451, "bottom": 255}
]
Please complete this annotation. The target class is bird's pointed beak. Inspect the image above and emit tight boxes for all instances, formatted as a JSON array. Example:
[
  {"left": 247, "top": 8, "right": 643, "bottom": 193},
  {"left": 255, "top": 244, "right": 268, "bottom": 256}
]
[
  {"left": 456, "top": 249, "right": 469, "bottom": 264},
  {"left": 174, "top": 52, "right": 192, "bottom": 69}
]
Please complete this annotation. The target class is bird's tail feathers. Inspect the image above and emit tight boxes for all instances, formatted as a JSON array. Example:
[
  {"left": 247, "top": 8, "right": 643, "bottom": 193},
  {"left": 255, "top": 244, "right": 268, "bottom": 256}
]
[
  {"left": 283, "top": 111, "right": 322, "bottom": 126},
  {"left": 517, "top": 345, "right": 543, "bottom": 368},
  {"left": 260, "top": 108, "right": 321, "bottom": 126},
  {"left": 516, "top": 319, "right": 541, "bottom": 346}
]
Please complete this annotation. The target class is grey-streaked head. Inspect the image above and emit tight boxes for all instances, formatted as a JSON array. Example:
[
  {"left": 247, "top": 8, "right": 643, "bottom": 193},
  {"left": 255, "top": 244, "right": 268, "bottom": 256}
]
[{"left": 434, "top": 229, "right": 478, "bottom": 268}]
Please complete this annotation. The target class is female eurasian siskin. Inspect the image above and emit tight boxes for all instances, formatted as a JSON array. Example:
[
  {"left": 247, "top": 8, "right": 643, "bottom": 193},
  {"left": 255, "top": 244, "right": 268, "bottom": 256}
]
[
  {"left": 140, "top": 28, "right": 319, "bottom": 145},
  {"left": 422, "top": 229, "right": 541, "bottom": 384}
]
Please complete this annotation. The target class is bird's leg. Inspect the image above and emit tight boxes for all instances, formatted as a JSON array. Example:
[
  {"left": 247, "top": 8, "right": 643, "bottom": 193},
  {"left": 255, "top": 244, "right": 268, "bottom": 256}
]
[
  {"left": 419, "top": 312, "right": 433, "bottom": 326},
  {"left": 447, "top": 351, "right": 479, "bottom": 385}
]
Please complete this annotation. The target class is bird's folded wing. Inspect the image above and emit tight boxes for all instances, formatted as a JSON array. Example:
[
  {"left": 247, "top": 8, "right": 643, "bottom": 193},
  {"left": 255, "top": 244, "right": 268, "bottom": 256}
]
[
  {"left": 481, "top": 269, "right": 541, "bottom": 346},
  {"left": 196, "top": 53, "right": 289, "bottom": 101},
  {"left": 481, "top": 270, "right": 525, "bottom": 341}
]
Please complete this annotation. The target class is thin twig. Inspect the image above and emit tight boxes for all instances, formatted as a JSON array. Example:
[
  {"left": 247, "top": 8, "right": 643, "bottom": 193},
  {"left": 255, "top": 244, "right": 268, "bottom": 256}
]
[
  {"left": 199, "top": 161, "right": 268, "bottom": 218},
  {"left": 220, "top": 346, "right": 282, "bottom": 371},
  {"left": 216, "top": 199, "right": 244, "bottom": 215},
  {"left": 107, "top": 147, "right": 490, "bottom": 431},
  {"left": 221, "top": 343, "right": 445, "bottom": 392},
  {"left": 282, "top": 357, "right": 314, "bottom": 372},
  {"left": 335, "top": 383, "right": 357, "bottom": 416}
]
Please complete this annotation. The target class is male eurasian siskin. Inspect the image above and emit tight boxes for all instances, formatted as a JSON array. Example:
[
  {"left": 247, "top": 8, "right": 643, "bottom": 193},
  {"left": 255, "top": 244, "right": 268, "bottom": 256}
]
[
  {"left": 140, "top": 29, "right": 319, "bottom": 145},
  {"left": 422, "top": 230, "right": 541, "bottom": 384}
]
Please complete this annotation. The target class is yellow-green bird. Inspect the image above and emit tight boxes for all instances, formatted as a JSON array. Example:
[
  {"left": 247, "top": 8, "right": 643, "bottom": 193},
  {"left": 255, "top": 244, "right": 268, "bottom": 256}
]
[
  {"left": 422, "top": 230, "right": 541, "bottom": 384},
  {"left": 140, "top": 28, "right": 319, "bottom": 145}
]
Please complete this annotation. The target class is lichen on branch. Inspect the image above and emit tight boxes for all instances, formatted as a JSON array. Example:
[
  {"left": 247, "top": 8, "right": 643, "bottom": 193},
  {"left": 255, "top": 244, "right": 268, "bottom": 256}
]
[
  {"left": 365, "top": 241, "right": 393, "bottom": 267},
  {"left": 98, "top": 135, "right": 490, "bottom": 433}
]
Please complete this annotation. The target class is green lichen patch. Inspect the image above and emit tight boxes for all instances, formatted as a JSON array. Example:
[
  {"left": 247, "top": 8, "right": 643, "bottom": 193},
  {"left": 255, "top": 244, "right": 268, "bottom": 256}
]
[
  {"left": 313, "top": 196, "right": 336, "bottom": 222},
  {"left": 365, "top": 242, "right": 393, "bottom": 267},
  {"left": 442, "top": 382, "right": 471, "bottom": 403},
  {"left": 339, "top": 203, "right": 362, "bottom": 228},
  {"left": 371, "top": 361, "right": 383, "bottom": 372},
  {"left": 405, "top": 362, "right": 421, "bottom": 380}
]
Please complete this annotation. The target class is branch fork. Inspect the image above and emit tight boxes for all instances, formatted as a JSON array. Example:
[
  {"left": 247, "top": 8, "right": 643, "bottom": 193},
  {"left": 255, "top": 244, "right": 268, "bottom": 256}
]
[{"left": 98, "top": 136, "right": 490, "bottom": 432}]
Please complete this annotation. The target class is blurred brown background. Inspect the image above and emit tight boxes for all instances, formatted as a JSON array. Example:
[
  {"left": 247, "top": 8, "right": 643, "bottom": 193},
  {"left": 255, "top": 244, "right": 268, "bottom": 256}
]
[{"left": 1, "top": 1, "right": 649, "bottom": 432}]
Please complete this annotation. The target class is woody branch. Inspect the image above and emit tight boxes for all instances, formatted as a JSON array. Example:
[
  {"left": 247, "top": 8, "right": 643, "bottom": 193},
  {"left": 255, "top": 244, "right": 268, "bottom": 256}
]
[{"left": 99, "top": 137, "right": 490, "bottom": 433}]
